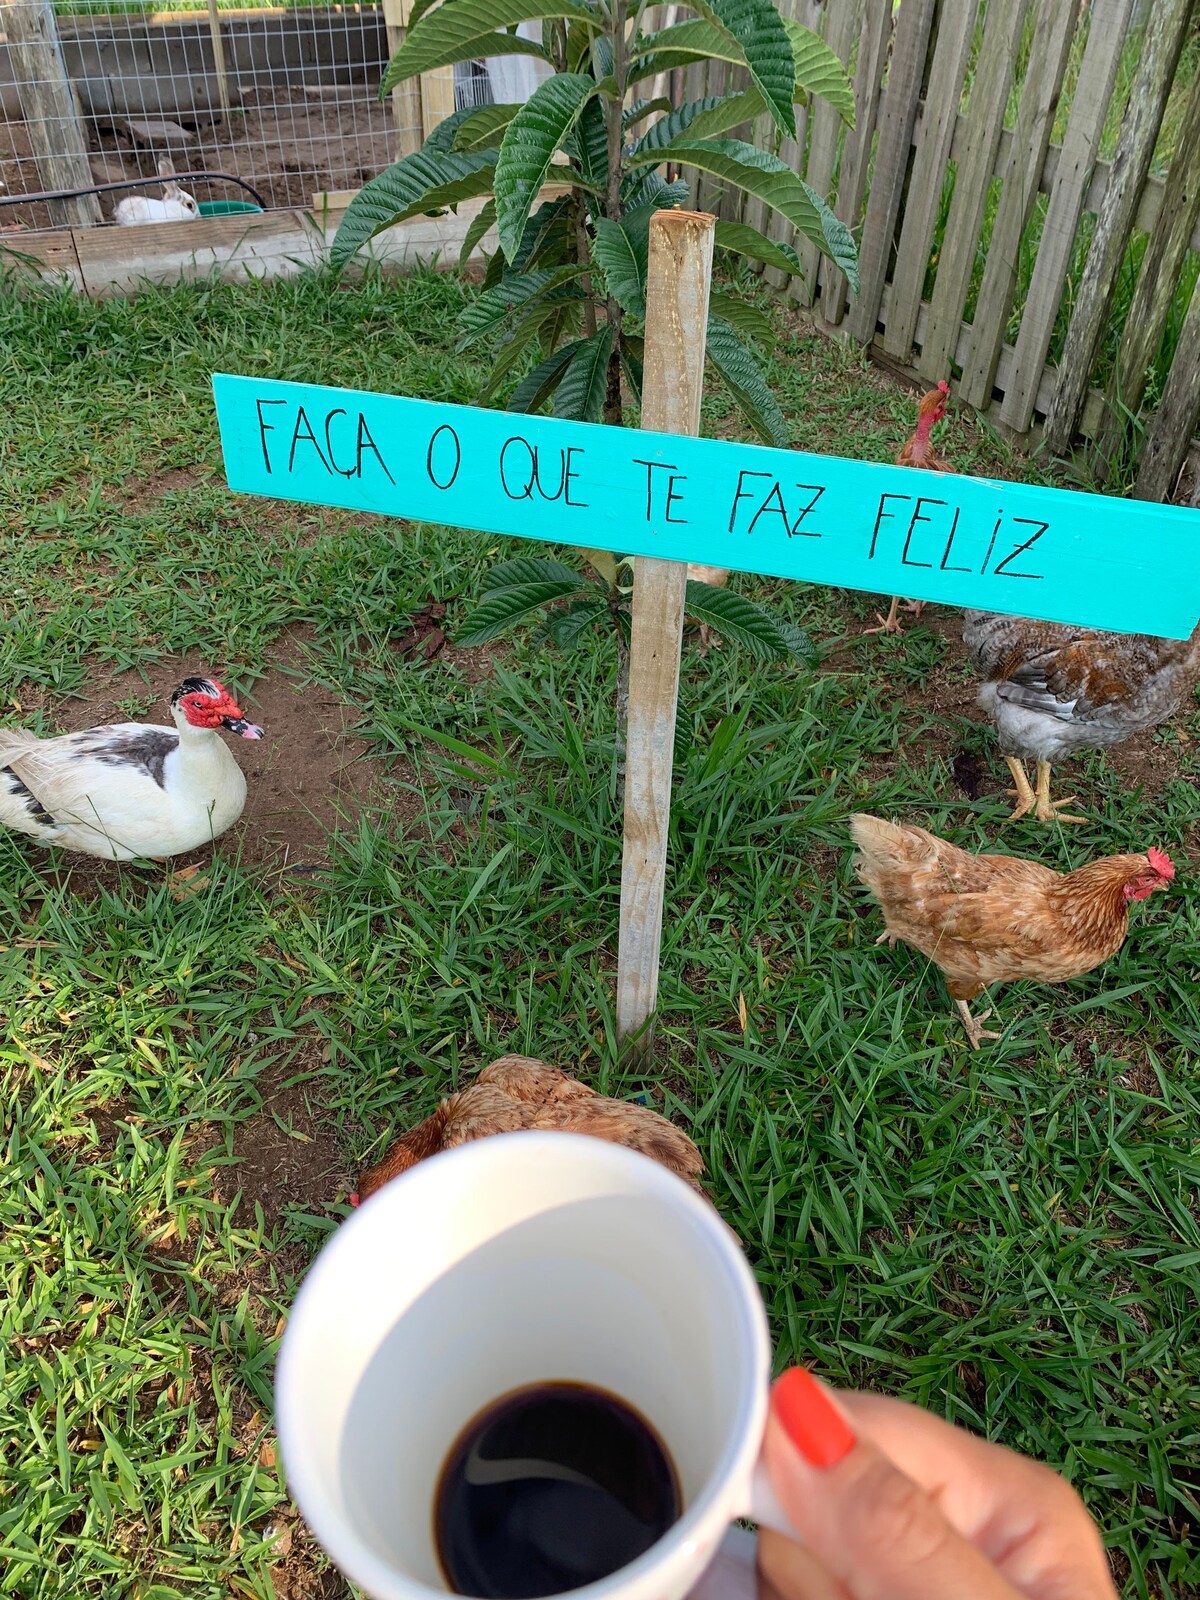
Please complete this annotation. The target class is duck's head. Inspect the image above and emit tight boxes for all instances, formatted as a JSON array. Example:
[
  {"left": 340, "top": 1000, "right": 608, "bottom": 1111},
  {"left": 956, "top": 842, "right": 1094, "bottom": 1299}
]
[{"left": 171, "top": 677, "right": 263, "bottom": 739}]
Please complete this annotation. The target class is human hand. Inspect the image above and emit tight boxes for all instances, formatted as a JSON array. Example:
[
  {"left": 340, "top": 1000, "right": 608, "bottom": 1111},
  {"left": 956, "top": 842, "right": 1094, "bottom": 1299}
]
[{"left": 758, "top": 1369, "right": 1117, "bottom": 1600}]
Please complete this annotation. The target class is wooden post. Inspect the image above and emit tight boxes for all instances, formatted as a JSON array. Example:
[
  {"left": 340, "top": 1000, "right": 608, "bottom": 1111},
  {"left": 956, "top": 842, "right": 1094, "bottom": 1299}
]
[
  {"left": 616, "top": 210, "right": 714, "bottom": 1060},
  {"left": 821, "top": 0, "right": 892, "bottom": 326},
  {"left": 419, "top": 65, "right": 457, "bottom": 144},
  {"left": 1000, "top": 0, "right": 1133, "bottom": 435},
  {"left": 846, "top": 0, "right": 937, "bottom": 343},
  {"left": 1042, "top": 0, "right": 1193, "bottom": 454},
  {"left": 1, "top": 0, "right": 101, "bottom": 228},
  {"left": 204, "top": 0, "right": 232, "bottom": 122},
  {"left": 1096, "top": 71, "right": 1200, "bottom": 473},
  {"left": 1135, "top": 268, "right": 1200, "bottom": 502},
  {"left": 381, "top": 0, "right": 429, "bottom": 158}
]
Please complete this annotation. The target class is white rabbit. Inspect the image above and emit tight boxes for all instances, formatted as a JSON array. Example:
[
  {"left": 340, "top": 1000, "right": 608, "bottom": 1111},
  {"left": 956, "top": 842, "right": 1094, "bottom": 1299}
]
[{"left": 113, "top": 158, "right": 200, "bottom": 226}]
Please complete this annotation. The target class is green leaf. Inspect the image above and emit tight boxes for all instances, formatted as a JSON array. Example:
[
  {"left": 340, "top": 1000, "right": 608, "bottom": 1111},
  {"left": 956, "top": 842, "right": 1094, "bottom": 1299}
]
[
  {"left": 684, "top": 582, "right": 810, "bottom": 661},
  {"left": 458, "top": 581, "right": 584, "bottom": 645},
  {"left": 628, "top": 138, "right": 858, "bottom": 291},
  {"left": 567, "top": 94, "right": 609, "bottom": 195},
  {"left": 496, "top": 74, "right": 597, "bottom": 261},
  {"left": 783, "top": 17, "right": 855, "bottom": 125},
  {"left": 592, "top": 216, "right": 647, "bottom": 316},
  {"left": 705, "top": 314, "right": 788, "bottom": 447},
  {"left": 620, "top": 335, "right": 644, "bottom": 402},
  {"left": 673, "top": 696, "right": 693, "bottom": 765},
  {"left": 691, "top": 0, "right": 796, "bottom": 139},
  {"left": 512, "top": 195, "right": 572, "bottom": 271},
  {"left": 713, "top": 220, "right": 802, "bottom": 277},
  {"left": 619, "top": 169, "right": 688, "bottom": 212},
  {"left": 425, "top": 105, "right": 485, "bottom": 153},
  {"left": 483, "top": 555, "right": 585, "bottom": 591},
  {"left": 631, "top": 95, "right": 731, "bottom": 156},
  {"left": 546, "top": 596, "right": 609, "bottom": 647},
  {"left": 381, "top": 0, "right": 596, "bottom": 93},
  {"left": 331, "top": 149, "right": 498, "bottom": 269},
  {"left": 507, "top": 340, "right": 582, "bottom": 414},
  {"left": 459, "top": 197, "right": 498, "bottom": 266},
  {"left": 630, "top": 15, "right": 853, "bottom": 126},
  {"left": 477, "top": 302, "right": 576, "bottom": 401},
  {"left": 552, "top": 324, "right": 614, "bottom": 422},
  {"left": 453, "top": 103, "right": 523, "bottom": 152},
  {"left": 623, "top": 97, "right": 672, "bottom": 130},
  {"left": 457, "top": 264, "right": 588, "bottom": 348},
  {"left": 709, "top": 290, "right": 773, "bottom": 348}
]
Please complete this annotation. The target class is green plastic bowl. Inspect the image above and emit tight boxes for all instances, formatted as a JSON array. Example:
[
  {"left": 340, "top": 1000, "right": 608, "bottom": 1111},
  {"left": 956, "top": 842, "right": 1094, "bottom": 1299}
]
[{"left": 197, "top": 200, "right": 263, "bottom": 216}]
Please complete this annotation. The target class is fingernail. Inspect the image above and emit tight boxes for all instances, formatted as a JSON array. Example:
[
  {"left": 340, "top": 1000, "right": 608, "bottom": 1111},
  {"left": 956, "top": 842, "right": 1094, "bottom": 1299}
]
[{"left": 771, "top": 1369, "right": 856, "bottom": 1468}]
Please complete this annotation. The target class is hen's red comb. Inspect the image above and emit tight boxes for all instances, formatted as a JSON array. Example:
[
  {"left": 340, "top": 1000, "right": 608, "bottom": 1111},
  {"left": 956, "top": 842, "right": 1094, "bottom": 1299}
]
[
  {"left": 937, "top": 380, "right": 950, "bottom": 395},
  {"left": 1147, "top": 847, "right": 1174, "bottom": 878},
  {"left": 348, "top": 1191, "right": 360, "bottom": 1208}
]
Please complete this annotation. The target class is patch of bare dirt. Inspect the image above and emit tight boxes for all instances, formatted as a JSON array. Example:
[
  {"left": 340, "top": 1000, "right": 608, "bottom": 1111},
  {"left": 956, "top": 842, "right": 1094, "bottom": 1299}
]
[{"left": 231, "top": 1043, "right": 351, "bottom": 1227}]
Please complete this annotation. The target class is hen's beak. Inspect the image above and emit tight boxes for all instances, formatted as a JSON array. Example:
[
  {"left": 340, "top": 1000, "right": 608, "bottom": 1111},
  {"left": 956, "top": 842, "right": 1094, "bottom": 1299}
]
[{"left": 223, "top": 716, "right": 264, "bottom": 740}]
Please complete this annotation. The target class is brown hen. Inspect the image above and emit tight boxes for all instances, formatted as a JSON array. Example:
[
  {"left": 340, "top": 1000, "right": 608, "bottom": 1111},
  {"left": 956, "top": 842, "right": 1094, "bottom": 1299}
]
[
  {"left": 865, "top": 381, "right": 951, "bottom": 636},
  {"left": 351, "top": 1055, "right": 705, "bottom": 1205},
  {"left": 851, "top": 813, "right": 1174, "bottom": 1047},
  {"left": 963, "top": 612, "right": 1200, "bottom": 822}
]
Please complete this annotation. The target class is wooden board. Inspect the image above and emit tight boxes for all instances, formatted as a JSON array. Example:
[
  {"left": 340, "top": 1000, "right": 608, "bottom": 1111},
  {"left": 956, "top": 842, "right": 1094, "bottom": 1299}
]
[
  {"left": 957, "top": 0, "right": 1077, "bottom": 410},
  {"left": 918, "top": 0, "right": 1029, "bottom": 382},
  {"left": 846, "top": 0, "right": 937, "bottom": 342},
  {"left": 821, "top": 0, "right": 892, "bottom": 326},
  {"left": 880, "top": 0, "right": 976, "bottom": 361},
  {"left": 381, "top": 0, "right": 426, "bottom": 158},
  {"left": 211, "top": 367, "right": 1200, "bottom": 637},
  {"left": 1043, "top": 0, "right": 1194, "bottom": 453},
  {"left": 0, "top": 225, "right": 84, "bottom": 289},
  {"left": 999, "top": 0, "right": 1133, "bottom": 434},
  {"left": 792, "top": 0, "right": 858, "bottom": 306},
  {"left": 1136, "top": 269, "right": 1200, "bottom": 503},
  {"left": 763, "top": 0, "right": 821, "bottom": 288}
]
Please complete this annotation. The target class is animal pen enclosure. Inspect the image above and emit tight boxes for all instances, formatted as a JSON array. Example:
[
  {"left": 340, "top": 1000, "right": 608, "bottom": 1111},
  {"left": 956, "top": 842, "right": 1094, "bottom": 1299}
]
[
  {"left": 2, "top": 0, "right": 1199, "bottom": 490},
  {"left": 725, "top": 0, "right": 1200, "bottom": 497}
]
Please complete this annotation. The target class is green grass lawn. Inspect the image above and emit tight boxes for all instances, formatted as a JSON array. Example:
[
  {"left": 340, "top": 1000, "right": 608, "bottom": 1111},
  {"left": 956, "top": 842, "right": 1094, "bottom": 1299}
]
[{"left": 2, "top": 263, "right": 1198, "bottom": 1600}]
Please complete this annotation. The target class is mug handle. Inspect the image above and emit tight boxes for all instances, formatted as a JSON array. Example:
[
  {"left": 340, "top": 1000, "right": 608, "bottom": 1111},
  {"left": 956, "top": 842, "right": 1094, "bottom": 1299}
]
[{"left": 747, "top": 1460, "right": 799, "bottom": 1541}]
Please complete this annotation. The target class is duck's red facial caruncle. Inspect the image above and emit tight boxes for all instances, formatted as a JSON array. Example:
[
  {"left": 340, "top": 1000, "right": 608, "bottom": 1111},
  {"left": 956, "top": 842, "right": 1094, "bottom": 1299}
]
[{"left": 173, "top": 677, "right": 264, "bottom": 739}]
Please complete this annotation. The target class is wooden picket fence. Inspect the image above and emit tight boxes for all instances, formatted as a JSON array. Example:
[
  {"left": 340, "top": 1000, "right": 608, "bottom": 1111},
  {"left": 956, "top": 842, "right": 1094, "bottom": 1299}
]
[{"left": 725, "top": 0, "right": 1200, "bottom": 502}]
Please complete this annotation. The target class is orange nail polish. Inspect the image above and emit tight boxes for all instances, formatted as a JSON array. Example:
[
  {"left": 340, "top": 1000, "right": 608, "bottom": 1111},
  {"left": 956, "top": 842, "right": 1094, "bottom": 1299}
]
[{"left": 772, "top": 1369, "right": 856, "bottom": 1468}]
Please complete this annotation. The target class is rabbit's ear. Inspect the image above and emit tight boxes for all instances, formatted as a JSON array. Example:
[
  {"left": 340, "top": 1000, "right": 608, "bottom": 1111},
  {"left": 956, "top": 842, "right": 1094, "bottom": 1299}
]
[
  {"left": 157, "top": 156, "right": 176, "bottom": 179},
  {"left": 163, "top": 181, "right": 182, "bottom": 198}
]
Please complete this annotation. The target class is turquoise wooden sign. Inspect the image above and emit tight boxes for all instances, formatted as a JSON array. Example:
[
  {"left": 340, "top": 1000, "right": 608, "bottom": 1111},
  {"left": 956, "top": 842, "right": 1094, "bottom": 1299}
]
[{"left": 213, "top": 374, "right": 1200, "bottom": 638}]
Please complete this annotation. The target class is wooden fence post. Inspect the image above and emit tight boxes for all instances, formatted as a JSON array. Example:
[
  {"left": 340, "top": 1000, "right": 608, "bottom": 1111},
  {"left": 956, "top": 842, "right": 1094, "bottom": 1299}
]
[
  {"left": 381, "top": 0, "right": 433, "bottom": 158},
  {"left": 1096, "top": 70, "right": 1200, "bottom": 475},
  {"left": 846, "top": 0, "right": 936, "bottom": 343},
  {"left": 204, "top": 0, "right": 232, "bottom": 122},
  {"left": 1000, "top": 0, "right": 1133, "bottom": 435},
  {"left": 1, "top": 0, "right": 101, "bottom": 228},
  {"left": 821, "top": 0, "right": 891, "bottom": 327},
  {"left": 1043, "top": 0, "right": 1193, "bottom": 454},
  {"left": 616, "top": 209, "right": 714, "bottom": 1061},
  {"left": 1135, "top": 268, "right": 1200, "bottom": 502}
]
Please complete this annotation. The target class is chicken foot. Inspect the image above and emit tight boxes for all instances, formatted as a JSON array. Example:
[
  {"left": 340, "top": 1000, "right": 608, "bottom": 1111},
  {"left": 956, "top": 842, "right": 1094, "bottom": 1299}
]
[
  {"left": 954, "top": 999, "right": 1001, "bottom": 1049},
  {"left": 1004, "top": 757, "right": 1086, "bottom": 824},
  {"left": 863, "top": 597, "right": 926, "bottom": 636}
]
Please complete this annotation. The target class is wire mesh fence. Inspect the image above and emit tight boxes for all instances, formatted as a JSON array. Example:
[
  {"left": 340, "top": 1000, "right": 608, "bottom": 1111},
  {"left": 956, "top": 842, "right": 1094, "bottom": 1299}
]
[{"left": 0, "top": 0, "right": 437, "bottom": 232}]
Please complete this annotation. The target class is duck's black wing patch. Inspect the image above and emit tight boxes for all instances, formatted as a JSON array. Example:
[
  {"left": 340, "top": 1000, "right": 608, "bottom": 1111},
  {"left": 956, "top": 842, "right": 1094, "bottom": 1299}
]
[
  {"left": 73, "top": 728, "right": 179, "bottom": 789},
  {"left": 3, "top": 766, "right": 55, "bottom": 825}
]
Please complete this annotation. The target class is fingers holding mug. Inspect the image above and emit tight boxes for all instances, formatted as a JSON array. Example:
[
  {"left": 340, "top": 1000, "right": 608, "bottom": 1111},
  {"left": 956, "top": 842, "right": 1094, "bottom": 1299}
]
[{"left": 757, "top": 1370, "right": 1116, "bottom": 1600}]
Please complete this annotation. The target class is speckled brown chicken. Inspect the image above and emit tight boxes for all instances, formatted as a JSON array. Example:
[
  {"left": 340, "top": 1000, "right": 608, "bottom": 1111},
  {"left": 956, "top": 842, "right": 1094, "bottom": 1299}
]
[
  {"left": 851, "top": 813, "right": 1175, "bottom": 1047},
  {"left": 351, "top": 1055, "right": 705, "bottom": 1205},
  {"left": 864, "top": 381, "right": 951, "bottom": 637},
  {"left": 963, "top": 612, "right": 1200, "bottom": 822}
]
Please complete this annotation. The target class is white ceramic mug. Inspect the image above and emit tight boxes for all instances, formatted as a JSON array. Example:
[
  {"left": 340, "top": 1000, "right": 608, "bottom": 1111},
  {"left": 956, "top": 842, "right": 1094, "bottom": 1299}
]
[{"left": 275, "top": 1130, "right": 792, "bottom": 1600}]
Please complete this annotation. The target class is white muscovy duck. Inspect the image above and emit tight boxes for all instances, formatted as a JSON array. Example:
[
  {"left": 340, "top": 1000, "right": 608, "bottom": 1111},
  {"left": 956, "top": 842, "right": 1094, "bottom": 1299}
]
[{"left": 0, "top": 676, "right": 263, "bottom": 860}]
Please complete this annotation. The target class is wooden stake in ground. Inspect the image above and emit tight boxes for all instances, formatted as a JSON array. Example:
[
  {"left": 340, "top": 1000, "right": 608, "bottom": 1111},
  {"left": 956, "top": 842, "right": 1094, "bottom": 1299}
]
[
  {"left": 0, "top": 0, "right": 100, "bottom": 228},
  {"left": 615, "top": 209, "right": 714, "bottom": 1060},
  {"left": 204, "top": 0, "right": 232, "bottom": 122}
]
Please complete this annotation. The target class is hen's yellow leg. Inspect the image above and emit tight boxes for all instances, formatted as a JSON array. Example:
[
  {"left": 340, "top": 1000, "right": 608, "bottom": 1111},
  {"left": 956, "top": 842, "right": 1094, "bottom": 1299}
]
[
  {"left": 1004, "top": 756, "right": 1037, "bottom": 820},
  {"left": 954, "top": 999, "right": 1000, "bottom": 1049},
  {"left": 1035, "top": 760, "right": 1086, "bottom": 823},
  {"left": 863, "top": 596, "right": 903, "bottom": 635}
]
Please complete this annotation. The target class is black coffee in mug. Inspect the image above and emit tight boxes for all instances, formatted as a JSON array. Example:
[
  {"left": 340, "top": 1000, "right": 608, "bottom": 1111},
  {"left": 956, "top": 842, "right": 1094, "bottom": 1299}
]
[{"left": 434, "top": 1381, "right": 682, "bottom": 1599}]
